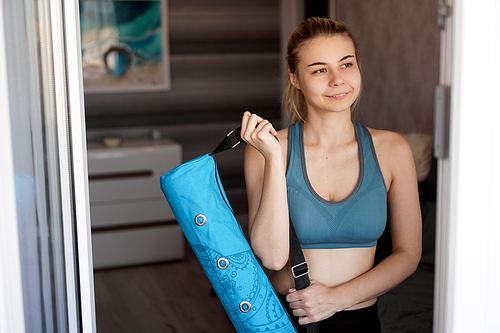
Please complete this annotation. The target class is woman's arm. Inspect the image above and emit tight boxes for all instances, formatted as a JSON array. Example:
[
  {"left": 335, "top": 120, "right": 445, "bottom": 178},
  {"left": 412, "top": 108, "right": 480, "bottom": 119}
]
[
  {"left": 241, "top": 112, "right": 290, "bottom": 271},
  {"left": 287, "top": 131, "right": 423, "bottom": 324}
]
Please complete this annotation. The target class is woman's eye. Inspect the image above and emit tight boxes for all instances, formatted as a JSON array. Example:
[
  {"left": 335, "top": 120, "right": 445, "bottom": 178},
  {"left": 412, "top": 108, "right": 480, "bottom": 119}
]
[
  {"left": 341, "top": 62, "right": 353, "bottom": 69},
  {"left": 313, "top": 68, "right": 326, "bottom": 74}
]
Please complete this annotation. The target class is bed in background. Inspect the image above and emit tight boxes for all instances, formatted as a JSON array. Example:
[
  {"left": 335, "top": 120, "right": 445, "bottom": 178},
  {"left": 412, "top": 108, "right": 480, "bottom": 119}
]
[{"left": 377, "top": 132, "right": 436, "bottom": 333}]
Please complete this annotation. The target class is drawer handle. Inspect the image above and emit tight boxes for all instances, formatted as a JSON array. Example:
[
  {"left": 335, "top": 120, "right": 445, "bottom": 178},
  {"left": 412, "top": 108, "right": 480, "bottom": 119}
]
[{"left": 88, "top": 170, "right": 153, "bottom": 181}]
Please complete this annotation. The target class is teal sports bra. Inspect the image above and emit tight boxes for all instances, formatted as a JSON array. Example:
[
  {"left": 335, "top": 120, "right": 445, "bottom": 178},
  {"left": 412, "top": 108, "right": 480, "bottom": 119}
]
[{"left": 286, "top": 122, "right": 387, "bottom": 249}]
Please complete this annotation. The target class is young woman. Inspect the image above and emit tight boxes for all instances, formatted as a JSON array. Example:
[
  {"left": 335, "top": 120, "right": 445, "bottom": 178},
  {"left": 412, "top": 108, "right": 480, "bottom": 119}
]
[{"left": 240, "top": 17, "right": 422, "bottom": 332}]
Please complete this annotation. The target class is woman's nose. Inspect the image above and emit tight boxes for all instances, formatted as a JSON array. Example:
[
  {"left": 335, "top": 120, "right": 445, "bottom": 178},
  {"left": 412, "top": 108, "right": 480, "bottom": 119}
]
[{"left": 328, "top": 71, "right": 344, "bottom": 87}]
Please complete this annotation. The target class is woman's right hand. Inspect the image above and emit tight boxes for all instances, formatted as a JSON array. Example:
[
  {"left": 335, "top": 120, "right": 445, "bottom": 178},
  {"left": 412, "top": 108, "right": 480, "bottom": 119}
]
[{"left": 240, "top": 111, "right": 281, "bottom": 159}]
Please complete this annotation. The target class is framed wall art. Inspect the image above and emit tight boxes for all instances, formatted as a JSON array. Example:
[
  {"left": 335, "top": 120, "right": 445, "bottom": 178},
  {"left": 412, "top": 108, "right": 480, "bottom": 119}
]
[{"left": 79, "top": 0, "right": 170, "bottom": 93}]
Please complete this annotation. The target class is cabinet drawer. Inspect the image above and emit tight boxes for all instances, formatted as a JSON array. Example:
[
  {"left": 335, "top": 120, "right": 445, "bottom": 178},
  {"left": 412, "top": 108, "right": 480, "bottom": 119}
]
[
  {"left": 90, "top": 198, "right": 174, "bottom": 228},
  {"left": 87, "top": 138, "right": 181, "bottom": 203},
  {"left": 92, "top": 224, "right": 185, "bottom": 269},
  {"left": 89, "top": 176, "right": 165, "bottom": 203}
]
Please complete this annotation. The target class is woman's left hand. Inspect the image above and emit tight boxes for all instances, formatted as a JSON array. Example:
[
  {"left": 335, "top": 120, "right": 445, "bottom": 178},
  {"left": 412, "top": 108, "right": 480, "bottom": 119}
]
[{"left": 286, "top": 280, "right": 345, "bottom": 325}]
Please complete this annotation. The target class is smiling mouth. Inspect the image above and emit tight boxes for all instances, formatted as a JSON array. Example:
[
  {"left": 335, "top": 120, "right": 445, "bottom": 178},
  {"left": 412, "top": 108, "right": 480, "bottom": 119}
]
[{"left": 330, "top": 92, "right": 349, "bottom": 98}]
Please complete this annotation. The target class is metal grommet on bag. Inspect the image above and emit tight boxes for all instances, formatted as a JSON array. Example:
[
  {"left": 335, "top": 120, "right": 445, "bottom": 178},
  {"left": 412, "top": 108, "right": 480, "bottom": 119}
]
[
  {"left": 194, "top": 214, "right": 207, "bottom": 226},
  {"left": 217, "top": 258, "right": 229, "bottom": 270},
  {"left": 239, "top": 301, "right": 251, "bottom": 313}
]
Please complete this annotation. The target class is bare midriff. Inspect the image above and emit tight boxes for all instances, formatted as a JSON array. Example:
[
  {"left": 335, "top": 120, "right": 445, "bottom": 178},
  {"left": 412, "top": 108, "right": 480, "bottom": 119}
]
[{"left": 271, "top": 246, "right": 378, "bottom": 311}]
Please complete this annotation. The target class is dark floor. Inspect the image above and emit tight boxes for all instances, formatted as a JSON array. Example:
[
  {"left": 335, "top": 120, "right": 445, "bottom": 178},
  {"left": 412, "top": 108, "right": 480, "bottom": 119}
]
[{"left": 94, "top": 241, "right": 236, "bottom": 333}]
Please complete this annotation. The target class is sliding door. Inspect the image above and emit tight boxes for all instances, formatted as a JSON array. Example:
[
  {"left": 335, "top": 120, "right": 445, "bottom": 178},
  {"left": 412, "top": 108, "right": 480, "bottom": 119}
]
[
  {"left": 0, "top": 0, "right": 95, "bottom": 332},
  {"left": 436, "top": 0, "right": 500, "bottom": 331}
]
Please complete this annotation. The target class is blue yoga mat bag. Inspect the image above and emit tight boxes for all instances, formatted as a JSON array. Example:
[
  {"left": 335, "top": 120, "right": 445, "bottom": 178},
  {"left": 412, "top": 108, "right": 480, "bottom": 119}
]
[{"left": 160, "top": 139, "right": 297, "bottom": 333}]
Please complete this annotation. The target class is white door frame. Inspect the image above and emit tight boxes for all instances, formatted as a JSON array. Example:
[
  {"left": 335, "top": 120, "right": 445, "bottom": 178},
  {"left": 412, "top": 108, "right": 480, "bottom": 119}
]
[
  {"left": 59, "top": 0, "right": 96, "bottom": 331},
  {"left": 436, "top": 0, "right": 500, "bottom": 331},
  {"left": 434, "top": 0, "right": 453, "bottom": 331}
]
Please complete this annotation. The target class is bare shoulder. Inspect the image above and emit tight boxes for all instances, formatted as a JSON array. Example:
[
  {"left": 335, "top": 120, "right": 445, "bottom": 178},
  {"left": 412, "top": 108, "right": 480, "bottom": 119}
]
[
  {"left": 366, "top": 127, "right": 416, "bottom": 188},
  {"left": 366, "top": 127, "right": 413, "bottom": 160}
]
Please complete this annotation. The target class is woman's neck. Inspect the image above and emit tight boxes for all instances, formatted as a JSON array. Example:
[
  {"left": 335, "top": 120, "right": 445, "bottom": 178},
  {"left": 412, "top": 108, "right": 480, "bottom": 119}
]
[{"left": 303, "top": 111, "right": 355, "bottom": 148}]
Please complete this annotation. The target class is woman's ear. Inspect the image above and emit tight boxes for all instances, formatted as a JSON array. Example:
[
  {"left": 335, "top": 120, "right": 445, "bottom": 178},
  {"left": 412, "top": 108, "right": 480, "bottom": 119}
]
[{"left": 288, "top": 70, "right": 300, "bottom": 90}]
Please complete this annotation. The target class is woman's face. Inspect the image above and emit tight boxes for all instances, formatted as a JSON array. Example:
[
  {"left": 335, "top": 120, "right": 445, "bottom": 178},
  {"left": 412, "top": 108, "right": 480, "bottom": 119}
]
[{"left": 290, "top": 35, "right": 361, "bottom": 117}]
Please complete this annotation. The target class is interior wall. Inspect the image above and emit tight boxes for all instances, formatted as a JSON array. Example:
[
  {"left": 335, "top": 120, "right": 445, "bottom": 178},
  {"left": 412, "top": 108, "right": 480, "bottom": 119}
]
[
  {"left": 335, "top": 0, "right": 440, "bottom": 134},
  {"left": 85, "top": 1, "right": 283, "bottom": 219},
  {"left": 85, "top": 1, "right": 440, "bottom": 217},
  {"left": 84, "top": 0, "right": 281, "bottom": 129}
]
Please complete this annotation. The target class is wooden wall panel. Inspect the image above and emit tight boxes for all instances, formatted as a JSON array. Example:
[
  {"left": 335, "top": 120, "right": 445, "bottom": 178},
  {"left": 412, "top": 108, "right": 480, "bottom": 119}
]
[{"left": 335, "top": 0, "right": 440, "bottom": 134}]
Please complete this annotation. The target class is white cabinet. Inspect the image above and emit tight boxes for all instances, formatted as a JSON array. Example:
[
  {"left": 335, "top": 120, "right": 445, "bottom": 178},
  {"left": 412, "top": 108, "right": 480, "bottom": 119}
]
[{"left": 87, "top": 138, "right": 184, "bottom": 269}]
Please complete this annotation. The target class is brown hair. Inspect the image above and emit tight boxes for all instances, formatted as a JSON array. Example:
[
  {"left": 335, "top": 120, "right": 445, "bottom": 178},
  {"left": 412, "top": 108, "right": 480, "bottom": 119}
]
[{"left": 285, "top": 17, "right": 362, "bottom": 123}]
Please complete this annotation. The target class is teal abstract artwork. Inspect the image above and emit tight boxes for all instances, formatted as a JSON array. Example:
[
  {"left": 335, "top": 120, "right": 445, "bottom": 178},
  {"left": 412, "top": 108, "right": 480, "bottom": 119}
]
[{"left": 80, "top": 0, "right": 170, "bottom": 93}]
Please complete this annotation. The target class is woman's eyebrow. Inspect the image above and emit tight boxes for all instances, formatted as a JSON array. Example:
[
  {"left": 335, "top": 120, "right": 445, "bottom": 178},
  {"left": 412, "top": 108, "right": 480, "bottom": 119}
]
[
  {"left": 307, "top": 55, "right": 355, "bottom": 67},
  {"left": 340, "top": 55, "right": 355, "bottom": 62},
  {"left": 307, "top": 61, "right": 327, "bottom": 67}
]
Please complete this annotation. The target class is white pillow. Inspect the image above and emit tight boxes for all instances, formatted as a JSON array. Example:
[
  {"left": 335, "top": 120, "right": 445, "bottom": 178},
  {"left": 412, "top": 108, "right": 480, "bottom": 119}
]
[{"left": 399, "top": 132, "right": 433, "bottom": 182}]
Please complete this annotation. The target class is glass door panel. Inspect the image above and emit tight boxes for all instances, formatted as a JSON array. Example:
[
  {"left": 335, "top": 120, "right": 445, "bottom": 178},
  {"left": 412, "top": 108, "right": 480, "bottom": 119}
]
[{"left": 1, "top": 0, "right": 95, "bottom": 331}]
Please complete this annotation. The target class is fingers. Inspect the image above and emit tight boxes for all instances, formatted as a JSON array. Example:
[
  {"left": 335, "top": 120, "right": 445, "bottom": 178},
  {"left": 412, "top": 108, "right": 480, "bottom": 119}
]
[
  {"left": 288, "top": 299, "right": 317, "bottom": 325},
  {"left": 241, "top": 111, "right": 262, "bottom": 137},
  {"left": 289, "top": 299, "right": 322, "bottom": 325},
  {"left": 286, "top": 289, "right": 298, "bottom": 303},
  {"left": 286, "top": 290, "right": 305, "bottom": 313},
  {"left": 240, "top": 111, "right": 279, "bottom": 148},
  {"left": 286, "top": 285, "right": 327, "bottom": 325},
  {"left": 241, "top": 111, "right": 266, "bottom": 137}
]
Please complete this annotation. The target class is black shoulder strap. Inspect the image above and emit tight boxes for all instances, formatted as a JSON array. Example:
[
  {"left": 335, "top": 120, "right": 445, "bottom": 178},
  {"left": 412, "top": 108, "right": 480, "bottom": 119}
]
[
  {"left": 289, "top": 219, "right": 310, "bottom": 290},
  {"left": 287, "top": 124, "right": 319, "bottom": 333},
  {"left": 211, "top": 127, "right": 242, "bottom": 156},
  {"left": 212, "top": 127, "right": 319, "bottom": 333},
  {"left": 289, "top": 218, "right": 319, "bottom": 333}
]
